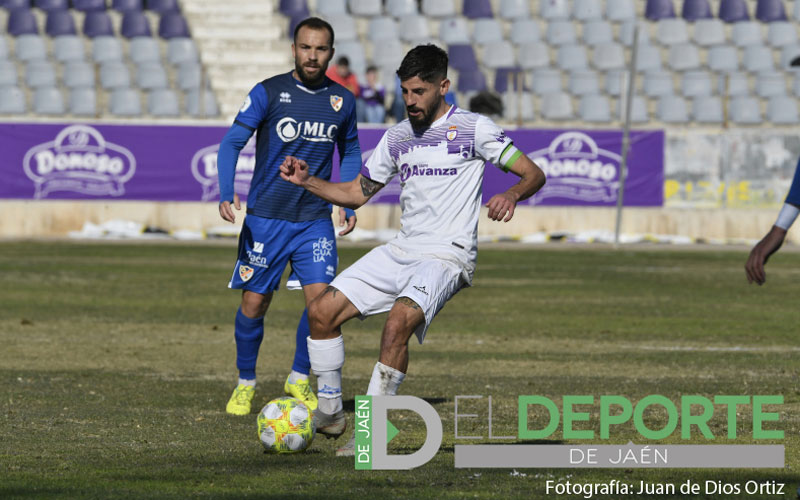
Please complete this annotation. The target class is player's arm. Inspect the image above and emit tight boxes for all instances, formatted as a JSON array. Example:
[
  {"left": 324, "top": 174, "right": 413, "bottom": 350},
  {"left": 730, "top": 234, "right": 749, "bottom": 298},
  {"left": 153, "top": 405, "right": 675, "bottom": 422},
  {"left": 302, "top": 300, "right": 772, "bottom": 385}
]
[
  {"left": 217, "top": 85, "right": 267, "bottom": 223},
  {"left": 486, "top": 153, "right": 546, "bottom": 222},
  {"left": 280, "top": 156, "right": 383, "bottom": 209},
  {"left": 745, "top": 162, "right": 800, "bottom": 284},
  {"left": 217, "top": 123, "right": 254, "bottom": 223},
  {"left": 335, "top": 99, "right": 363, "bottom": 235}
]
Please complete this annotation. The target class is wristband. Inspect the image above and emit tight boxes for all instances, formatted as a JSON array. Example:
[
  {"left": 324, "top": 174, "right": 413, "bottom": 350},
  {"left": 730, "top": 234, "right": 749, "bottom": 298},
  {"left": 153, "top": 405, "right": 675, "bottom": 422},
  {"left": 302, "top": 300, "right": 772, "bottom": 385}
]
[{"left": 775, "top": 203, "right": 800, "bottom": 230}]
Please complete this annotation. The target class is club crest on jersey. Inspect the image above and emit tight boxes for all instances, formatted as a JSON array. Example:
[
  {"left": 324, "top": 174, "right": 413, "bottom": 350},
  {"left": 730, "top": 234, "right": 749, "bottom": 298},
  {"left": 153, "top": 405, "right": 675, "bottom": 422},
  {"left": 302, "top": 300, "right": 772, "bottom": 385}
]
[
  {"left": 239, "top": 265, "right": 254, "bottom": 282},
  {"left": 446, "top": 126, "right": 458, "bottom": 142},
  {"left": 330, "top": 95, "right": 343, "bottom": 112}
]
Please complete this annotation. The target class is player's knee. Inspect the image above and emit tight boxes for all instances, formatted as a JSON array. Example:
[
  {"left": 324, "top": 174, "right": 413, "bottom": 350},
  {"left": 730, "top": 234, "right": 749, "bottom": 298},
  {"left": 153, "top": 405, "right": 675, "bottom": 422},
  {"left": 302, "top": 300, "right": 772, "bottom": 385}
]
[
  {"left": 241, "top": 292, "right": 270, "bottom": 318},
  {"left": 308, "top": 299, "right": 334, "bottom": 338}
]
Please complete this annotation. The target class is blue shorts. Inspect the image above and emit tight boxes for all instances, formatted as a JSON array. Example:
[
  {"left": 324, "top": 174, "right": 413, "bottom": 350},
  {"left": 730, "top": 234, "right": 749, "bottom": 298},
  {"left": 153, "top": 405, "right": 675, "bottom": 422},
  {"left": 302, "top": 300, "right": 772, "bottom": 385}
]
[{"left": 228, "top": 216, "right": 337, "bottom": 294}]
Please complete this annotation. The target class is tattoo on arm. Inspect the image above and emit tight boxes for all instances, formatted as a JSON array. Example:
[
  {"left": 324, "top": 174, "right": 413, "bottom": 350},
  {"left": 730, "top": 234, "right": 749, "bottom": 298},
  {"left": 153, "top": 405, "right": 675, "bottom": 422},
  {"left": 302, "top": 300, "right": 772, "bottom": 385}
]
[
  {"left": 396, "top": 296, "right": 421, "bottom": 310},
  {"left": 320, "top": 286, "right": 338, "bottom": 298},
  {"left": 360, "top": 176, "right": 384, "bottom": 197}
]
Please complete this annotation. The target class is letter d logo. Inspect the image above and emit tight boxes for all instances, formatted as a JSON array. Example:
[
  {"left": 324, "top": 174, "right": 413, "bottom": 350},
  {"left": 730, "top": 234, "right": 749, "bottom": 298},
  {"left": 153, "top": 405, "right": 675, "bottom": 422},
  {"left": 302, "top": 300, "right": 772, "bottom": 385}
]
[{"left": 354, "top": 395, "right": 442, "bottom": 470}]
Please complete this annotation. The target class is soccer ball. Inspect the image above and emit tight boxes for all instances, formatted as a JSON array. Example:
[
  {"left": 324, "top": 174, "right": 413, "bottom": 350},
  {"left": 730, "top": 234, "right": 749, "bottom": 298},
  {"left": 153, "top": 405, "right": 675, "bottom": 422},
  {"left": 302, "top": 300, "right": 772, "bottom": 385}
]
[{"left": 257, "top": 396, "right": 315, "bottom": 453}]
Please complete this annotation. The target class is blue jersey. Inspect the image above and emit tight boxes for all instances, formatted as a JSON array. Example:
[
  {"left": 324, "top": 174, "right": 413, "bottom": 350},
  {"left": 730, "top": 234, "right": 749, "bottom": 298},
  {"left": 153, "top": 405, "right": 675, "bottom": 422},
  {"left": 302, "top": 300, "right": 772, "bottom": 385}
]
[
  {"left": 218, "top": 71, "right": 361, "bottom": 221},
  {"left": 787, "top": 158, "right": 800, "bottom": 206}
]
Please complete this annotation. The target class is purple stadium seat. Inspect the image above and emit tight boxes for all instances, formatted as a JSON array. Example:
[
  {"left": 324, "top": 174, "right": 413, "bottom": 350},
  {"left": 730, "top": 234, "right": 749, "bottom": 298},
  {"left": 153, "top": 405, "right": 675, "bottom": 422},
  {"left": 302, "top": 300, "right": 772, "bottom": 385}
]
[
  {"left": 145, "top": 0, "right": 179, "bottom": 13},
  {"left": 493, "top": 67, "right": 525, "bottom": 93},
  {"left": 463, "top": 0, "right": 492, "bottom": 19},
  {"left": 45, "top": 9, "right": 77, "bottom": 36},
  {"left": 112, "top": 0, "right": 142, "bottom": 12},
  {"left": 158, "top": 12, "right": 189, "bottom": 39},
  {"left": 8, "top": 8, "right": 38, "bottom": 36},
  {"left": 456, "top": 69, "right": 487, "bottom": 92},
  {"left": 83, "top": 10, "right": 114, "bottom": 37},
  {"left": 718, "top": 0, "right": 749, "bottom": 23},
  {"left": 756, "top": 0, "right": 787, "bottom": 22},
  {"left": 2, "top": 0, "right": 31, "bottom": 9},
  {"left": 121, "top": 10, "right": 152, "bottom": 37},
  {"left": 279, "top": 0, "right": 309, "bottom": 17},
  {"left": 682, "top": 0, "right": 712, "bottom": 21},
  {"left": 448, "top": 44, "right": 478, "bottom": 71},
  {"left": 645, "top": 0, "right": 676, "bottom": 20},
  {"left": 73, "top": 0, "right": 107, "bottom": 11},
  {"left": 34, "top": 0, "right": 68, "bottom": 10}
]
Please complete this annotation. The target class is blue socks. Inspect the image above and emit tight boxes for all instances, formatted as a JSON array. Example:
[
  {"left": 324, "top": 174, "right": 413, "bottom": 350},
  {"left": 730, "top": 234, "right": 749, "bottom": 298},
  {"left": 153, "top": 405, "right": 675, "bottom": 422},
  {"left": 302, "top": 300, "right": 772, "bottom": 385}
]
[
  {"left": 291, "top": 308, "right": 311, "bottom": 376},
  {"left": 234, "top": 308, "right": 264, "bottom": 380}
]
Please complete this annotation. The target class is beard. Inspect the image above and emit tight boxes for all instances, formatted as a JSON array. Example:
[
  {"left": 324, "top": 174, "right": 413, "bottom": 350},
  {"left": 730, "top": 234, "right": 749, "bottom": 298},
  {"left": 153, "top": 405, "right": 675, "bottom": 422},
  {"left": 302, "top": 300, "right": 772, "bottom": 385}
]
[
  {"left": 295, "top": 60, "right": 324, "bottom": 87},
  {"left": 407, "top": 104, "right": 436, "bottom": 129}
]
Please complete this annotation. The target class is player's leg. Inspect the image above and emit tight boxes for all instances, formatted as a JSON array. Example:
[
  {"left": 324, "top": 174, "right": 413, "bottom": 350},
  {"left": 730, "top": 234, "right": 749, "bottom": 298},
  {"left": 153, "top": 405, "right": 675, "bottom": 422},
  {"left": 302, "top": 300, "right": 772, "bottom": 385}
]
[
  {"left": 308, "top": 245, "right": 402, "bottom": 441},
  {"left": 306, "top": 285, "right": 362, "bottom": 437},
  {"left": 225, "top": 216, "right": 293, "bottom": 415},
  {"left": 226, "top": 290, "right": 272, "bottom": 415},
  {"left": 284, "top": 220, "right": 339, "bottom": 410}
]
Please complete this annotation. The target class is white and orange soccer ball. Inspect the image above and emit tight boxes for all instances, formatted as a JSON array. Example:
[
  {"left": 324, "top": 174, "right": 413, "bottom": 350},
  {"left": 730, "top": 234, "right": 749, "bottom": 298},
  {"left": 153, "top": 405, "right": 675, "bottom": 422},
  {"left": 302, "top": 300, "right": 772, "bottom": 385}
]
[{"left": 257, "top": 396, "right": 315, "bottom": 453}]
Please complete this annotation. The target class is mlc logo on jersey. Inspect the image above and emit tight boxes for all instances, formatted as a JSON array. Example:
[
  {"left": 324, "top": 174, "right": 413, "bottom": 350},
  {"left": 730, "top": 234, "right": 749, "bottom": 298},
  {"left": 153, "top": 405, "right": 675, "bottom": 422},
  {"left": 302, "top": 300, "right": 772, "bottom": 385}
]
[
  {"left": 23, "top": 125, "right": 136, "bottom": 199},
  {"left": 276, "top": 117, "right": 338, "bottom": 143}
]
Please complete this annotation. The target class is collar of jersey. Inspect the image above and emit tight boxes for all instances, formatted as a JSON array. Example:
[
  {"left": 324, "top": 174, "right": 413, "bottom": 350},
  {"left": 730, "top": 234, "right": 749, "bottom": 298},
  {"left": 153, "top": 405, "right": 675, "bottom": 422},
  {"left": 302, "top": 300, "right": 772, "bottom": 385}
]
[
  {"left": 425, "top": 104, "right": 457, "bottom": 130},
  {"left": 290, "top": 71, "right": 330, "bottom": 94}
]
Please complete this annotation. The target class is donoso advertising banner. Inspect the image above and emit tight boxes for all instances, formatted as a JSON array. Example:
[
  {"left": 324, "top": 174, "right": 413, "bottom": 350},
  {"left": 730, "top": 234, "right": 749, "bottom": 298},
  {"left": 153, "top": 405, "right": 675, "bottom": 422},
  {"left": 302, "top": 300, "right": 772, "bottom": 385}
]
[{"left": 0, "top": 122, "right": 663, "bottom": 206}]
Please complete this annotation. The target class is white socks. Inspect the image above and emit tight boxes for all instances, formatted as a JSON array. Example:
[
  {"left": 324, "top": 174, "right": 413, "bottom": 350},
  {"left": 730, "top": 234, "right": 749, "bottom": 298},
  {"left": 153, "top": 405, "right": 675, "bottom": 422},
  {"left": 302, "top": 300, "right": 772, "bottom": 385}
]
[
  {"left": 308, "top": 335, "right": 345, "bottom": 414},
  {"left": 288, "top": 370, "right": 308, "bottom": 384},
  {"left": 238, "top": 378, "right": 256, "bottom": 387},
  {"left": 366, "top": 361, "right": 406, "bottom": 396}
]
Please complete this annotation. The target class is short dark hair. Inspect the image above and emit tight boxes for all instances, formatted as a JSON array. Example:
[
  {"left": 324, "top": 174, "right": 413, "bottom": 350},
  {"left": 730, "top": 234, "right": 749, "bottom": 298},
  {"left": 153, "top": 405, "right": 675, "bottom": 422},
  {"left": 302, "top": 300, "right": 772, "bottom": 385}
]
[
  {"left": 293, "top": 17, "right": 334, "bottom": 47},
  {"left": 337, "top": 56, "right": 350, "bottom": 67},
  {"left": 397, "top": 44, "right": 448, "bottom": 83}
]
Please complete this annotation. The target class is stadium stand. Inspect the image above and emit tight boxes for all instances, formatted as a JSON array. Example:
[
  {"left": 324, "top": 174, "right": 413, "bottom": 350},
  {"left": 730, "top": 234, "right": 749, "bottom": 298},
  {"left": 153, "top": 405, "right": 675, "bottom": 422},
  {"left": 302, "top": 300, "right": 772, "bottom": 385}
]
[
  {"left": 4, "top": 0, "right": 800, "bottom": 127},
  {"left": 0, "top": 0, "right": 218, "bottom": 118}
]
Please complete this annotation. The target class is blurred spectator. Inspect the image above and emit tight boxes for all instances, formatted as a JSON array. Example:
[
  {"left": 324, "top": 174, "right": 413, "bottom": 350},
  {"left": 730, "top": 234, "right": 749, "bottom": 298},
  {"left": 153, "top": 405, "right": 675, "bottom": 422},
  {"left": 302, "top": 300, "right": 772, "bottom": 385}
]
[
  {"left": 389, "top": 74, "right": 405, "bottom": 122},
  {"left": 325, "top": 56, "right": 360, "bottom": 97},
  {"left": 357, "top": 66, "right": 386, "bottom": 123}
]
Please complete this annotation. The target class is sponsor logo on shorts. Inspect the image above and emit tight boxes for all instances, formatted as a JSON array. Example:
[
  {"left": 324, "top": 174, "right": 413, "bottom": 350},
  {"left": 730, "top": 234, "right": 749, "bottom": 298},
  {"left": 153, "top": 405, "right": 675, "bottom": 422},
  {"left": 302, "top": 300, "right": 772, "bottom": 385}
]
[
  {"left": 239, "top": 265, "right": 254, "bottom": 282},
  {"left": 413, "top": 285, "right": 428, "bottom": 295},
  {"left": 326, "top": 265, "right": 335, "bottom": 277},
  {"left": 253, "top": 241, "right": 264, "bottom": 253},
  {"left": 313, "top": 237, "right": 334, "bottom": 263},
  {"left": 246, "top": 251, "right": 268, "bottom": 268}
]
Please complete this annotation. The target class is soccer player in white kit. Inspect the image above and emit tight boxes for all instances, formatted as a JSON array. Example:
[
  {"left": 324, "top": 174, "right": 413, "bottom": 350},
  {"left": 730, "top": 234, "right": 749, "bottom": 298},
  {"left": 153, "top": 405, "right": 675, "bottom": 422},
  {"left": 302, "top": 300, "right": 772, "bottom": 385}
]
[{"left": 280, "top": 44, "right": 546, "bottom": 454}]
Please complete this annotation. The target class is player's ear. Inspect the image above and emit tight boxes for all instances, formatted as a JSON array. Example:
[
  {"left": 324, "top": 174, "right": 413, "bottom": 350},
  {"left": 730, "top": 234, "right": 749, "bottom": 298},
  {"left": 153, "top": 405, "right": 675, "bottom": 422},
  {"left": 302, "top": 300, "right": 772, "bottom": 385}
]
[{"left": 440, "top": 78, "right": 450, "bottom": 96}]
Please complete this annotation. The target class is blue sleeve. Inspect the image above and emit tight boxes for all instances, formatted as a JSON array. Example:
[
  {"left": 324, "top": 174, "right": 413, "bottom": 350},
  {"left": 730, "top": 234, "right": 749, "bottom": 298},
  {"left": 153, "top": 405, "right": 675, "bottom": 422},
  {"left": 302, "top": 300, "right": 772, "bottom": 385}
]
[
  {"left": 786, "top": 158, "right": 800, "bottom": 206},
  {"left": 337, "top": 99, "right": 362, "bottom": 218},
  {"left": 217, "top": 123, "right": 254, "bottom": 203},
  {"left": 233, "top": 84, "right": 269, "bottom": 131}
]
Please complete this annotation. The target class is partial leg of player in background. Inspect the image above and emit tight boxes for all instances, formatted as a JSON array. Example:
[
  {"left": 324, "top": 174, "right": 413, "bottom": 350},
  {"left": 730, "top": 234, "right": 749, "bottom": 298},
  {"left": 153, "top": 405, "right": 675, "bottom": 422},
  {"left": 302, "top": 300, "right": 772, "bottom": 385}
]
[
  {"left": 334, "top": 297, "right": 420, "bottom": 456},
  {"left": 226, "top": 290, "right": 271, "bottom": 415}
]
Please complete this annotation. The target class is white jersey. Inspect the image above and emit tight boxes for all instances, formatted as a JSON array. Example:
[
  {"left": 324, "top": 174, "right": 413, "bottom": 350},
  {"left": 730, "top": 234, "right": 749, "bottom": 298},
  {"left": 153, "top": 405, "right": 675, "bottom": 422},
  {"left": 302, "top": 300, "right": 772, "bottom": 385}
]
[{"left": 361, "top": 105, "right": 521, "bottom": 283}]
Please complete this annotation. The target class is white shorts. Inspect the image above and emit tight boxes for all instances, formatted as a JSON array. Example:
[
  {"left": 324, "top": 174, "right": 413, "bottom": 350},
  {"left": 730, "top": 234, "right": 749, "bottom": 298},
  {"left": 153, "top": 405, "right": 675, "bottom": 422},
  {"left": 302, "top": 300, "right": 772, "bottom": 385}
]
[{"left": 330, "top": 243, "right": 466, "bottom": 344}]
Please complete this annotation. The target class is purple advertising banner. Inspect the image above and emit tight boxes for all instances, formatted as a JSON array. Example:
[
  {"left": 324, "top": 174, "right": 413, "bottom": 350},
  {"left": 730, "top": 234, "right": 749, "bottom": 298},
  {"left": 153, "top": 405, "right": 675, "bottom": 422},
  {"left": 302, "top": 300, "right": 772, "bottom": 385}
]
[{"left": 0, "top": 122, "right": 663, "bottom": 206}]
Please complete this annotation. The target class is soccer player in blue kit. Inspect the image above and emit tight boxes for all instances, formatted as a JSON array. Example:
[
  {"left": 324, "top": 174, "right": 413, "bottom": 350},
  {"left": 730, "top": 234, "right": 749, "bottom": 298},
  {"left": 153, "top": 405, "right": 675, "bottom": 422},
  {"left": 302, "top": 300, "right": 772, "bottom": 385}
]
[
  {"left": 216, "top": 17, "right": 362, "bottom": 415},
  {"left": 745, "top": 162, "right": 800, "bottom": 284}
]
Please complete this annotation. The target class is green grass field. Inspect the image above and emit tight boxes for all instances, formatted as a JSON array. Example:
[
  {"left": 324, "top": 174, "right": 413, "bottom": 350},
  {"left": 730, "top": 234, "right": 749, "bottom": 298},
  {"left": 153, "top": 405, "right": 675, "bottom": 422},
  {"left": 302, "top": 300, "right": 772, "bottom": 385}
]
[{"left": 1, "top": 241, "right": 798, "bottom": 499}]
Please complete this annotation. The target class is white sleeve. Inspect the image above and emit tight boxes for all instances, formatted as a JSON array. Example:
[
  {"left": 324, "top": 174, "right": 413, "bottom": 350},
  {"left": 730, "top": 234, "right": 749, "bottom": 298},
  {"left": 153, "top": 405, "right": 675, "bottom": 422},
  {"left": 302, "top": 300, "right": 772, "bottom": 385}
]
[
  {"left": 474, "top": 115, "right": 522, "bottom": 172},
  {"left": 361, "top": 130, "right": 397, "bottom": 185}
]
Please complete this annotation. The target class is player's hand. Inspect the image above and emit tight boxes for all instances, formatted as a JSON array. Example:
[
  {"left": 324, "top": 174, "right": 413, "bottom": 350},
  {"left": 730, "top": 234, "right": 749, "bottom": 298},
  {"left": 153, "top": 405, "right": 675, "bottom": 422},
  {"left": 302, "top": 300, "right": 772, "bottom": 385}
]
[
  {"left": 485, "top": 192, "right": 518, "bottom": 222},
  {"left": 745, "top": 226, "right": 786, "bottom": 285},
  {"left": 279, "top": 155, "right": 310, "bottom": 186},
  {"left": 219, "top": 193, "right": 241, "bottom": 223},
  {"left": 338, "top": 207, "right": 357, "bottom": 236}
]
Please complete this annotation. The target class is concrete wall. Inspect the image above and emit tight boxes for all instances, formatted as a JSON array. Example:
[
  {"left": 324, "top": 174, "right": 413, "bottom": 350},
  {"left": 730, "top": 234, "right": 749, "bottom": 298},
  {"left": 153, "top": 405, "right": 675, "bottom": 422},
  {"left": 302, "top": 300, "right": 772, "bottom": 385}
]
[{"left": 2, "top": 200, "right": 795, "bottom": 244}]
